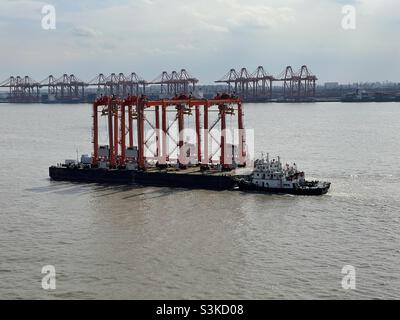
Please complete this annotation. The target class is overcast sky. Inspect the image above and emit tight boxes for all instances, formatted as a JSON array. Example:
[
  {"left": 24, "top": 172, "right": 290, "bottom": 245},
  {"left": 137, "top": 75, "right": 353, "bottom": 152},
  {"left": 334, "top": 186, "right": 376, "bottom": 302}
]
[{"left": 0, "top": 0, "right": 399, "bottom": 84}]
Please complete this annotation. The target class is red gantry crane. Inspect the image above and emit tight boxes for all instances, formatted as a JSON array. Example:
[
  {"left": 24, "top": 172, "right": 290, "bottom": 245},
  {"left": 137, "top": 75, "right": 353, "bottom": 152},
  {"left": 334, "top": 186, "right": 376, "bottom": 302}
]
[{"left": 91, "top": 94, "right": 246, "bottom": 171}]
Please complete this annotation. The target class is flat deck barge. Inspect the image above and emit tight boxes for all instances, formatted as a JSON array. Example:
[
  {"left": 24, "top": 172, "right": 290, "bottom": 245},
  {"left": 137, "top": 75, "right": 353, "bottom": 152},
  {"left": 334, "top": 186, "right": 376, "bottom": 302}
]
[
  {"left": 49, "top": 95, "right": 331, "bottom": 196},
  {"left": 49, "top": 165, "right": 251, "bottom": 190}
]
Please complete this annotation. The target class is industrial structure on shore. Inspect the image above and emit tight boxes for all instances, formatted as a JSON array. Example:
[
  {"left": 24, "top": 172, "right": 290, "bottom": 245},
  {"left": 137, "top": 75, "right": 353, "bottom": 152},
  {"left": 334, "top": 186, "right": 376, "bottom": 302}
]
[
  {"left": 0, "top": 65, "right": 318, "bottom": 103},
  {"left": 215, "top": 65, "right": 317, "bottom": 101},
  {"left": 3, "top": 65, "right": 398, "bottom": 104}
]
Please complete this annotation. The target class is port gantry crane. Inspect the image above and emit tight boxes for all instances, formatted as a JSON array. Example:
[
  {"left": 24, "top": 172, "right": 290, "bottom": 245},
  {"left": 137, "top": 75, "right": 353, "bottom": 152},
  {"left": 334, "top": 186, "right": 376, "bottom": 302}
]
[
  {"left": 0, "top": 70, "right": 194, "bottom": 102},
  {"left": 0, "top": 67, "right": 316, "bottom": 103},
  {"left": 215, "top": 66, "right": 274, "bottom": 99},
  {"left": 216, "top": 65, "right": 317, "bottom": 100},
  {"left": 39, "top": 74, "right": 86, "bottom": 101},
  {"left": 87, "top": 72, "right": 147, "bottom": 97},
  {"left": 149, "top": 69, "right": 199, "bottom": 95},
  {"left": 0, "top": 76, "right": 41, "bottom": 102},
  {"left": 91, "top": 94, "right": 246, "bottom": 171}
]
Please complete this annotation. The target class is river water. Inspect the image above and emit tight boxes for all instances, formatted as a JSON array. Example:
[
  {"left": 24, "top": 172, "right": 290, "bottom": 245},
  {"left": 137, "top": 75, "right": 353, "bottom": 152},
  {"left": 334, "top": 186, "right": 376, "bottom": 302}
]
[{"left": 0, "top": 102, "right": 399, "bottom": 299}]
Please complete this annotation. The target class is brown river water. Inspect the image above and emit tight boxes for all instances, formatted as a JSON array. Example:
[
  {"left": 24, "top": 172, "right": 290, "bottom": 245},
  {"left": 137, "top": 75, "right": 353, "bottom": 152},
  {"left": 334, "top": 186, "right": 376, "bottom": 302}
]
[{"left": 1, "top": 102, "right": 399, "bottom": 299}]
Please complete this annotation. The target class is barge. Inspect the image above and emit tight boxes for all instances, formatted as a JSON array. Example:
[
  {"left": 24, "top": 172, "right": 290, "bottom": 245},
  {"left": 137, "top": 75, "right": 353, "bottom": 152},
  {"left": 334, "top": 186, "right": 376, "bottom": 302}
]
[
  {"left": 49, "top": 94, "right": 331, "bottom": 196},
  {"left": 49, "top": 155, "right": 330, "bottom": 195},
  {"left": 49, "top": 165, "right": 245, "bottom": 190}
]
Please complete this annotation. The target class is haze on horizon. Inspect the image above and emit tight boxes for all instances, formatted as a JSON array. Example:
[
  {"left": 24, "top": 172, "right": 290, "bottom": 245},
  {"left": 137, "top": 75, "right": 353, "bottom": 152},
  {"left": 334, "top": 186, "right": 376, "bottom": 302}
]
[{"left": 0, "top": 0, "right": 399, "bottom": 84}]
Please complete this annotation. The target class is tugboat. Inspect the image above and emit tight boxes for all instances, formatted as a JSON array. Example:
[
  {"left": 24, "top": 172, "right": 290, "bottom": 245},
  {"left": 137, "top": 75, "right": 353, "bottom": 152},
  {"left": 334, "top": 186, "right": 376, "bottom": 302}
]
[{"left": 237, "top": 154, "right": 331, "bottom": 196}]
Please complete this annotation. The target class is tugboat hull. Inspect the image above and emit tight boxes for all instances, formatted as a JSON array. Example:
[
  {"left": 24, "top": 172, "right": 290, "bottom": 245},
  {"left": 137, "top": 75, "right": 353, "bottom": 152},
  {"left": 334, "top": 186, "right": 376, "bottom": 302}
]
[{"left": 238, "top": 181, "right": 331, "bottom": 196}]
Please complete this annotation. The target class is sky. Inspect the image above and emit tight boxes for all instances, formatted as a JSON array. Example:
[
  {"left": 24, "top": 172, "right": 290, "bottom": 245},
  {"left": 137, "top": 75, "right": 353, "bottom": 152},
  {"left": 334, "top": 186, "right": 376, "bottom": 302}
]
[{"left": 0, "top": 0, "right": 399, "bottom": 84}]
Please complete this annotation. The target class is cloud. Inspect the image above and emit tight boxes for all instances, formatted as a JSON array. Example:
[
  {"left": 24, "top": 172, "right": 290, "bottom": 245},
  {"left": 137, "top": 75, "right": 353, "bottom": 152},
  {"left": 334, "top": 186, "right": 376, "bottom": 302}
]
[
  {"left": 176, "top": 43, "right": 197, "bottom": 51},
  {"left": 71, "top": 27, "right": 99, "bottom": 38},
  {"left": 0, "top": 0, "right": 47, "bottom": 20},
  {"left": 223, "top": 2, "right": 294, "bottom": 29},
  {"left": 0, "top": 0, "right": 399, "bottom": 83},
  {"left": 197, "top": 21, "right": 230, "bottom": 33},
  {"left": 177, "top": 0, "right": 295, "bottom": 33}
]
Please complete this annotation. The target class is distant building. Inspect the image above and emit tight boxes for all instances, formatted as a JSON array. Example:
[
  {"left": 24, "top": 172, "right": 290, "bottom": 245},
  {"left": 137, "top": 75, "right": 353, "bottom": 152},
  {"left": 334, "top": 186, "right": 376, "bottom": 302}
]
[{"left": 324, "top": 82, "right": 339, "bottom": 90}]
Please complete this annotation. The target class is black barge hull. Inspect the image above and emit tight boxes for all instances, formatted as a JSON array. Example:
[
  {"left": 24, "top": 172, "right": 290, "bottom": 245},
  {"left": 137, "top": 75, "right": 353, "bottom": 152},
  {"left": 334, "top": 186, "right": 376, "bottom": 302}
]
[
  {"left": 49, "top": 167, "right": 331, "bottom": 195},
  {"left": 49, "top": 166, "right": 236, "bottom": 190}
]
